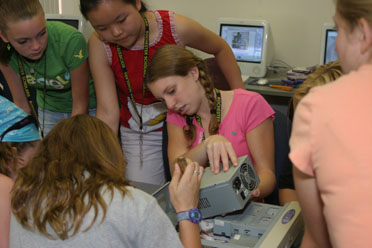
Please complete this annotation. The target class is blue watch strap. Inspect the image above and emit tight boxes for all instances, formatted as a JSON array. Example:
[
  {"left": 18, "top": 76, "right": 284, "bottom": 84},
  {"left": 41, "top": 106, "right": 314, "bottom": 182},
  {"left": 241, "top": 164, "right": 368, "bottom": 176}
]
[{"left": 176, "top": 208, "right": 202, "bottom": 224}]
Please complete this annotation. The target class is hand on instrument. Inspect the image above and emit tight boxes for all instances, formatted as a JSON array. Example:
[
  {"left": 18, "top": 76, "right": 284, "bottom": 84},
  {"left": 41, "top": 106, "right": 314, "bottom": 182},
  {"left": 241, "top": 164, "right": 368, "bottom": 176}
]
[
  {"left": 169, "top": 159, "right": 204, "bottom": 212},
  {"left": 204, "top": 134, "right": 238, "bottom": 173},
  {"left": 251, "top": 188, "right": 261, "bottom": 198}
]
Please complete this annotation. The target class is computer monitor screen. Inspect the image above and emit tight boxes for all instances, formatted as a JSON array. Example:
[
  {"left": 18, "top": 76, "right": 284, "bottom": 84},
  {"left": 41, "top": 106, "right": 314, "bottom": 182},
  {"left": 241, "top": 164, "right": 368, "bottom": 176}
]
[
  {"left": 220, "top": 24, "right": 264, "bottom": 63},
  {"left": 320, "top": 23, "right": 338, "bottom": 65},
  {"left": 45, "top": 14, "right": 83, "bottom": 32},
  {"left": 218, "top": 19, "right": 274, "bottom": 78}
]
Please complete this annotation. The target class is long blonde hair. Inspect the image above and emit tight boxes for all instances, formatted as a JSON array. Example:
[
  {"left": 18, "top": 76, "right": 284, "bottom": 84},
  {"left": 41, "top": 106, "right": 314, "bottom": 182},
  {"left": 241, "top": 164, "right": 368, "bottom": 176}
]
[
  {"left": 146, "top": 45, "right": 218, "bottom": 145},
  {"left": 11, "top": 115, "right": 130, "bottom": 240},
  {"left": 292, "top": 60, "right": 343, "bottom": 110}
]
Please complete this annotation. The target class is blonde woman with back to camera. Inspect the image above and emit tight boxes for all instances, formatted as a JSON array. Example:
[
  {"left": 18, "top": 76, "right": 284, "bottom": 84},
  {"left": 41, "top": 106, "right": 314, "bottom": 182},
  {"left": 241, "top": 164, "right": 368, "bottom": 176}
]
[
  {"left": 290, "top": 0, "right": 372, "bottom": 247},
  {"left": 279, "top": 60, "right": 343, "bottom": 206},
  {"left": 292, "top": 60, "right": 343, "bottom": 110},
  {"left": 9, "top": 114, "right": 203, "bottom": 248}
]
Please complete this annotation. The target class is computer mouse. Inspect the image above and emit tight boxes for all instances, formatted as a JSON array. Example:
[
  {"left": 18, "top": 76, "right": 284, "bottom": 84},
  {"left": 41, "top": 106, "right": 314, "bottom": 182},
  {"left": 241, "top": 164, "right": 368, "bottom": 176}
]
[{"left": 257, "top": 78, "right": 269, "bottom": 85}]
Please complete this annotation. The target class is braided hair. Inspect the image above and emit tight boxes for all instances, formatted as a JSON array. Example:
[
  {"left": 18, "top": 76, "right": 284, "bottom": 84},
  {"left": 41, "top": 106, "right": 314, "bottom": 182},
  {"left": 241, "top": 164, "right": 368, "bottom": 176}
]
[{"left": 146, "top": 45, "right": 220, "bottom": 146}]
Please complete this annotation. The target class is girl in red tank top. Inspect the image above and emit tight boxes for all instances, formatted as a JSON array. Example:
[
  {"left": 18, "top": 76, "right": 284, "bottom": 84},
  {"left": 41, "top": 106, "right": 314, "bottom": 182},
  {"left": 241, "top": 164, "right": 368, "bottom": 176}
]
[{"left": 80, "top": 0, "right": 245, "bottom": 186}]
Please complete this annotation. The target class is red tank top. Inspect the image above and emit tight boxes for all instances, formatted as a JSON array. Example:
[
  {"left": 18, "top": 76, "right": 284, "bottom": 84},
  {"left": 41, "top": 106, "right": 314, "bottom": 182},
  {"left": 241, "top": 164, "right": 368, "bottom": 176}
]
[{"left": 108, "top": 10, "right": 181, "bottom": 128}]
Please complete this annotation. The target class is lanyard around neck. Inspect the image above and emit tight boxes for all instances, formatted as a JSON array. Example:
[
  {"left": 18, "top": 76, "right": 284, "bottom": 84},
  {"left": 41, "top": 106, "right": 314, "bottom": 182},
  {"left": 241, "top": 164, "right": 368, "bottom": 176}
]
[
  {"left": 195, "top": 88, "right": 222, "bottom": 140},
  {"left": 116, "top": 14, "right": 149, "bottom": 130},
  {"left": 17, "top": 55, "right": 46, "bottom": 133}
]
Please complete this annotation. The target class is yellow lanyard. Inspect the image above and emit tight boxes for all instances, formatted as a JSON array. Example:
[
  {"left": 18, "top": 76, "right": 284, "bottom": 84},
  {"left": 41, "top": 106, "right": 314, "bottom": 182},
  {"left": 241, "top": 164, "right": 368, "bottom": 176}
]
[
  {"left": 116, "top": 14, "right": 149, "bottom": 131},
  {"left": 17, "top": 55, "right": 46, "bottom": 138},
  {"left": 195, "top": 88, "right": 222, "bottom": 140}
]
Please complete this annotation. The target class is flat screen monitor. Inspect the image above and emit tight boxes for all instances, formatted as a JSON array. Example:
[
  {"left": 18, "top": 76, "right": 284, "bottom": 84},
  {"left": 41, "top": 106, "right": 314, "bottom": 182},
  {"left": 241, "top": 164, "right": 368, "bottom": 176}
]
[
  {"left": 45, "top": 14, "right": 83, "bottom": 32},
  {"left": 319, "top": 23, "right": 338, "bottom": 65},
  {"left": 217, "top": 18, "right": 274, "bottom": 78}
]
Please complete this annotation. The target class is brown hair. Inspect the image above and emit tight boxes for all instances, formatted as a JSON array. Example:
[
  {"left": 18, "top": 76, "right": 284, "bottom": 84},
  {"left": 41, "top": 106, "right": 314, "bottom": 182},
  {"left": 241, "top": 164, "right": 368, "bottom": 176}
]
[
  {"left": 0, "top": 142, "right": 34, "bottom": 178},
  {"left": 336, "top": 0, "right": 372, "bottom": 31},
  {"left": 146, "top": 45, "right": 218, "bottom": 145},
  {"left": 0, "top": 0, "right": 44, "bottom": 64},
  {"left": 292, "top": 60, "right": 343, "bottom": 110},
  {"left": 11, "top": 114, "right": 130, "bottom": 240}
]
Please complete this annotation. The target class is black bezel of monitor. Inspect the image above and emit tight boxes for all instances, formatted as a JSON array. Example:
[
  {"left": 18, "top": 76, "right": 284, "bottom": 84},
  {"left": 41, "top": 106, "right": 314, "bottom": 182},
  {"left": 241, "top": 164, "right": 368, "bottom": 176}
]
[
  {"left": 47, "top": 18, "right": 80, "bottom": 30},
  {"left": 323, "top": 29, "right": 338, "bottom": 64}
]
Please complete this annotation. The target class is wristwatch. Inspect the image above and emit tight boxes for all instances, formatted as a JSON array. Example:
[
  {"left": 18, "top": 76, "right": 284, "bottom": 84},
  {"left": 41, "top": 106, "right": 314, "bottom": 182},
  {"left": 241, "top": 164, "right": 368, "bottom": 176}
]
[{"left": 176, "top": 208, "right": 202, "bottom": 224}]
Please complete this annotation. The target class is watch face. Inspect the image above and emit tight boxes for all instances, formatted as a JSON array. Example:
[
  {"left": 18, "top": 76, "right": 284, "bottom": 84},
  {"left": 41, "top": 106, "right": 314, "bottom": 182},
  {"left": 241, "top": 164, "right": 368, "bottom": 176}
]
[{"left": 189, "top": 208, "right": 202, "bottom": 223}]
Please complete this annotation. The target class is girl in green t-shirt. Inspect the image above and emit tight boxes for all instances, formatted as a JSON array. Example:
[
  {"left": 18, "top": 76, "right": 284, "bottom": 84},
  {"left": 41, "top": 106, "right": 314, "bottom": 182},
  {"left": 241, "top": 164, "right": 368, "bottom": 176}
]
[{"left": 0, "top": 0, "right": 96, "bottom": 136}]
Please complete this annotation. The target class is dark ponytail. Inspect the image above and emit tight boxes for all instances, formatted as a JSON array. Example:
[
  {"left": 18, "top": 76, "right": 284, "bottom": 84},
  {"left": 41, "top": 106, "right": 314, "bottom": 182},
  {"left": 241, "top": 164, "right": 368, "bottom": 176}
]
[{"left": 80, "top": 0, "right": 147, "bottom": 19}]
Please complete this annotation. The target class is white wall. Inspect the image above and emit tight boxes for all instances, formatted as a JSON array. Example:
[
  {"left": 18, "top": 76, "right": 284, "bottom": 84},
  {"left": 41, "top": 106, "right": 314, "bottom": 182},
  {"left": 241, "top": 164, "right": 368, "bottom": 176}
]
[
  {"left": 58, "top": 0, "right": 95, "bottom": 41},
  {"left": 55, "top": 0, "right": 336, "bottom": 67}
]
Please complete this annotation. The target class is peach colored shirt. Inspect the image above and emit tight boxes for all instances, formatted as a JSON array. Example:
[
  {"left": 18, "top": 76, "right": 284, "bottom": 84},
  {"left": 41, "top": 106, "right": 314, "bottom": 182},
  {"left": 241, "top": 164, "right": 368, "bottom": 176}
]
[{"left": 290, "top": 64, "right": 372, "bottom": 247}]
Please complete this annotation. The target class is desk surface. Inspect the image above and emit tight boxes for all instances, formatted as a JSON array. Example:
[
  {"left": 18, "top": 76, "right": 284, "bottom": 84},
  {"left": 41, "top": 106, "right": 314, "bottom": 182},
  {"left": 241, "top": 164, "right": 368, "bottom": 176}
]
[
  {"left": 245, "top": 84, "right": 294, "bottom": 97},
  {"left": 244, "top": 69, "right": 294, "bottom": 98}
]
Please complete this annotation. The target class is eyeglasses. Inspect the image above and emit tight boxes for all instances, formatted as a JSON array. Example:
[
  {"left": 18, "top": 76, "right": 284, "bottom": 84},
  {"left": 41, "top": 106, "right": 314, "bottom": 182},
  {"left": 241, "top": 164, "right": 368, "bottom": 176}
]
[{"left": 0, "top": 115, "right": 36, "bottom": 142}]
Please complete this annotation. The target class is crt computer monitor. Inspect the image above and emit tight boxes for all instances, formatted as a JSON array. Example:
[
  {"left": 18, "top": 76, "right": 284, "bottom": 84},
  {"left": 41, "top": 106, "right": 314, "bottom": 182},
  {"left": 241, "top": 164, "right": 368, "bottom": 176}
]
[
  {"left": 319, "top": 23, "right": 338, "bottom": 65},
  {"left": 45, "top": 14, "right": 83, "bottom": 32},
  {"left": 217, "top": 18, "right": 274, "bottom": 78}
]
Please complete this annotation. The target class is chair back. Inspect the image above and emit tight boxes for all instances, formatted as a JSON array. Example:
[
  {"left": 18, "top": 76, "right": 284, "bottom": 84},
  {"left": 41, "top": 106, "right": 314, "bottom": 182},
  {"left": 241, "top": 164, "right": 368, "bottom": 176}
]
[
  {"left": 264, "top": 109, "right": 292, "bottom": 205},
  {"left": 204, "top": 57, "right": 230, "bottom": 90}
]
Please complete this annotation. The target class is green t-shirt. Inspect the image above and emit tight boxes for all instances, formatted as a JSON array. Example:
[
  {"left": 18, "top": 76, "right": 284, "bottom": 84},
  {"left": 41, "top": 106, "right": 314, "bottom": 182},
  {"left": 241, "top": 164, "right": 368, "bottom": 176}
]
[{"left": 9, "top": 21, "right": 96, "bottom": 112}]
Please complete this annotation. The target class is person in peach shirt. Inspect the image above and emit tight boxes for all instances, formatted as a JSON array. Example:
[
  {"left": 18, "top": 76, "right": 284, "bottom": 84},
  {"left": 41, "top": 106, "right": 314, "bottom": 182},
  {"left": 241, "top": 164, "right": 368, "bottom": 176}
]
[{"left": 290, "top": 0, "right": 372, "bottom": 247}]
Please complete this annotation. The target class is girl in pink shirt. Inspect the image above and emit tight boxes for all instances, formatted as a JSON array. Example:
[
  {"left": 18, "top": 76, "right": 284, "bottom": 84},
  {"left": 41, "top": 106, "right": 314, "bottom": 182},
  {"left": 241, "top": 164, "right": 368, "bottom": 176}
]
[{"left": 146, "top": 45, "right": 275, "bottom": 199}]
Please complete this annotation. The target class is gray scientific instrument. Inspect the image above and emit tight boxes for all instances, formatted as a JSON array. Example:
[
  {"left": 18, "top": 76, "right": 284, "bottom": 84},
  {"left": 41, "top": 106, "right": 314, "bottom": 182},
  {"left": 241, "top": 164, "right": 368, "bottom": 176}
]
[
  {"left": 149, "top": 155, "right": 303, "bottom": 248},
  {"left": 198, "top": 155, "right": 259, "bottom": 218},
  {"left": 201, "top": 201, "right": 303, "bottom": 248}
]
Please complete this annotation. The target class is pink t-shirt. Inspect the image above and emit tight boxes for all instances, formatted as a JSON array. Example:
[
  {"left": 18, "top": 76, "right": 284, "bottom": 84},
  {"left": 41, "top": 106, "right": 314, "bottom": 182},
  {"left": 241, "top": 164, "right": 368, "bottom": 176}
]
[
  {"left": 167, "top": 89, "right": 274, "bottom": 165},
  {"left": 289, "top": 64, "right": 372, "bottom": 247}
]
